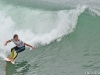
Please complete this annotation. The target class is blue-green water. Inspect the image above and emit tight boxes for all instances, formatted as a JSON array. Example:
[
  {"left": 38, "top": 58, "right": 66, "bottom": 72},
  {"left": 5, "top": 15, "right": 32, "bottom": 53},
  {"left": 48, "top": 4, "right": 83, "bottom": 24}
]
[{"left": 0, "top": 0, "right": 100, "bottom": 75}]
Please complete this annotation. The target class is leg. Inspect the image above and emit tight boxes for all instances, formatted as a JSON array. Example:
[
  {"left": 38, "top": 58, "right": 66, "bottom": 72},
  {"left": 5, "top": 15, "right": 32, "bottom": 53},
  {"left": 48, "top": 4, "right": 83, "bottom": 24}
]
[
  {"left": 10, "top": 51, "right": 18, "bottom": 62},
  {"left": 13, "top": 52, "right": 18, "bottom": 59},
  {"left": 10, "top": 46, "right": 25, "bottom": 61},
  {"left": 11, "top": 49, "right": 14, "bottom": 58},
  {"left": 11, "top": 46, "right": 18, "bottom": 58},
  {"left": 10, "top": 46, "right": 19, "bottom": 61}
]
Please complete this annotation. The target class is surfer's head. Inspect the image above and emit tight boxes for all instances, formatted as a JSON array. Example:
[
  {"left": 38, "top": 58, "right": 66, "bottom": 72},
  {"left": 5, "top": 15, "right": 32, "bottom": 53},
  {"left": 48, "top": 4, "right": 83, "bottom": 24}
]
[{"left": 13, "top": 34, "right": 18, "bottom": 41}]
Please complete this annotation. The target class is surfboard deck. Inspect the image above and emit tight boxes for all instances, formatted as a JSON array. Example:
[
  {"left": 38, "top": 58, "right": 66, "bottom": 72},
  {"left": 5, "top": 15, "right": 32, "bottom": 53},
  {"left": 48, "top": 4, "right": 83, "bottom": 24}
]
[{"left": 4, "top": 57, "right": 15, "bottom": 64}]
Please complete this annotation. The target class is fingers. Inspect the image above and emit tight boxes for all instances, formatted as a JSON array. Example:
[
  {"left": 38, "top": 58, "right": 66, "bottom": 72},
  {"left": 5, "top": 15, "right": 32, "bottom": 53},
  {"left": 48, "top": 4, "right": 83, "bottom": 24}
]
[
  {"left": 4, "top": 43, "right": 7, "bottom": 46},
  {"left": 32, "top": 46, "right": 35, "bottom": 49}
]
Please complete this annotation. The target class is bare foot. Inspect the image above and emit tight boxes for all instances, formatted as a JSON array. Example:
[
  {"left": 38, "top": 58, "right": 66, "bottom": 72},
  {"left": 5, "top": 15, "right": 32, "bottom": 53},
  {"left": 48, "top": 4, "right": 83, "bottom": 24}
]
[
  {"left": 10, "top": 58, "right": 14, "bottom": 62},
  {"left": 7, "top": 57, "right": 12, "bottom": 60}
]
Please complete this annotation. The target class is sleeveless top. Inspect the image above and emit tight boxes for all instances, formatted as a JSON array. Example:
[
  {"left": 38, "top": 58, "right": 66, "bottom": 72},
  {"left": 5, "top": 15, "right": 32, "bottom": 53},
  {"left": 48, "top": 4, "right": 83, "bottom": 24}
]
[{"left": 11, "top": 39, "right": 24, "bottom": 48}]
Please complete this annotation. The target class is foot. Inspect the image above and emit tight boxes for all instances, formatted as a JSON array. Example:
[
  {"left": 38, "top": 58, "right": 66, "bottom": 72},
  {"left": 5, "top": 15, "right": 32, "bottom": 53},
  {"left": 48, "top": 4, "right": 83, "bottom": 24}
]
[
  {"left": 10, "top": 58, "right": 14, "bottom": 62},
  {"left": 8, "top": 57, "right": 12, "bottom": 60},
  {"left": 8, "top": 58, "right": 14, "bottom": 62},
  {"left": 10, "top": 58, "right": 15, "bottom": 64}
]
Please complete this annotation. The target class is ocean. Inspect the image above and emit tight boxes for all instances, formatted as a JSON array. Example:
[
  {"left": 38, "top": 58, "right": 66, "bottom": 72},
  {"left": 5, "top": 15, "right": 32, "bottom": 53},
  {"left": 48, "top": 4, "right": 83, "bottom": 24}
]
[{"left": 0, "top": 0, "right": 100, "bottom": 75}]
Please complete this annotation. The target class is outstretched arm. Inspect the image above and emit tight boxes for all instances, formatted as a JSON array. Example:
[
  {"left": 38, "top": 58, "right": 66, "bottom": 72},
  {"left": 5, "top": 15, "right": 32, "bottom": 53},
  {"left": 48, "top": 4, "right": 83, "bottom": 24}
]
[
  {"left": 24, "top": 43, "right": 35, "bottom": 49},
  {"left": 4, "top": 40, "right": 11, "bottom": 46}
]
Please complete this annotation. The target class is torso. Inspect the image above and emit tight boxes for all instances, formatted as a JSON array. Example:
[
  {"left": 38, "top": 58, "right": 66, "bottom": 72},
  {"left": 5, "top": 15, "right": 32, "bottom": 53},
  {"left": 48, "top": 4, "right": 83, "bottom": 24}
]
[{"left": 11, "top": 39, "right": 24, "bottom": 47}]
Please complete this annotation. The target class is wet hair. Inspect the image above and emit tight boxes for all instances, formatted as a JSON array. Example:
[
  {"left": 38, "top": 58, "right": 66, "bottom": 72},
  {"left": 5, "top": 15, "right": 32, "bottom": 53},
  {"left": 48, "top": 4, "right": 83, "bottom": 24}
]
[{"left": 13, "top": 34, "right": 18, "bottom": 38}]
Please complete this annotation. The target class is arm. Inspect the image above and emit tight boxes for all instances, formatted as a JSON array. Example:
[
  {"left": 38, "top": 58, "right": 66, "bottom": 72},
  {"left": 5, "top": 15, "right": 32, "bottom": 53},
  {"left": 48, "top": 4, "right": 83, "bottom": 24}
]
[
  {"left": 24, "top": 43, "right": 35, "bottom": 49},
  {"left": 4, "top": 40, "right": 11, "bottom": 46}
]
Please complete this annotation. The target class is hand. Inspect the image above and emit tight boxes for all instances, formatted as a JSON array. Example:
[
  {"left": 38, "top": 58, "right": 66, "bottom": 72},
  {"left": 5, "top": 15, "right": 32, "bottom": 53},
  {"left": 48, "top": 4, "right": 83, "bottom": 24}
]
[
  {"left": 31, "top": 46, "right": 35, "bottom": 49},
  {"left": 4, "top": 43, "right": 7, "bottom": 46}
]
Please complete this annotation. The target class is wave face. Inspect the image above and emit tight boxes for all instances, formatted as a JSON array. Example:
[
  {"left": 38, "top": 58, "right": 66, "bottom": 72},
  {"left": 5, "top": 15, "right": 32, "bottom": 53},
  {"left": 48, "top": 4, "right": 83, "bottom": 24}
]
[{"left": 0, "top": 0, "right": 100, "bottom": 75}]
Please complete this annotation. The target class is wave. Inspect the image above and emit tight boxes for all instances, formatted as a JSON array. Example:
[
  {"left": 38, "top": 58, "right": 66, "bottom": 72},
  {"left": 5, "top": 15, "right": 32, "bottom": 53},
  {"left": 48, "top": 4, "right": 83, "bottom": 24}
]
[
  {"left": 0, "top": 5, "right": 87, "bottom": 59},
  {"left": 0, "top": 0, "right": 100, "bottom": 62}
]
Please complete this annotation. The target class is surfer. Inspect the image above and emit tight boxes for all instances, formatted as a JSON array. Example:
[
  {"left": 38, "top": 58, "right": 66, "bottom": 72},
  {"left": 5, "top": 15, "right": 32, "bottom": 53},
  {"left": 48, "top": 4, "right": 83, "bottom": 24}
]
[{"left": 4, "top": 34, "right": 35, "bottom": 62}]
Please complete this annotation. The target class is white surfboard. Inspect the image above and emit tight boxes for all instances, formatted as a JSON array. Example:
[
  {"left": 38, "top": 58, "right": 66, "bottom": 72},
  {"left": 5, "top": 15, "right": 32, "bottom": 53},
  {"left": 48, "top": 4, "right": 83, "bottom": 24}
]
[{"left": 4, "top": 57, "right": 15, "bottom": 64}]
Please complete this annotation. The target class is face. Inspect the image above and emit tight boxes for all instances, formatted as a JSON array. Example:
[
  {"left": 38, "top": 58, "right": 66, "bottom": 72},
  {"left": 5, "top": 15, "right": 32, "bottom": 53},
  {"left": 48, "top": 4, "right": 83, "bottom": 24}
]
[{"left": 14, "top": 36, "right": 18, "bottom": 41}]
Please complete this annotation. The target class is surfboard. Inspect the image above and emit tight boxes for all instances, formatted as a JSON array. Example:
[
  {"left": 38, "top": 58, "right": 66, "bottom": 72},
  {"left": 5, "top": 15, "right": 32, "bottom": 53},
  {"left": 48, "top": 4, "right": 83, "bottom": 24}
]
[{"left": 4, "top": 57, "right": 15, "bottom": 64}]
